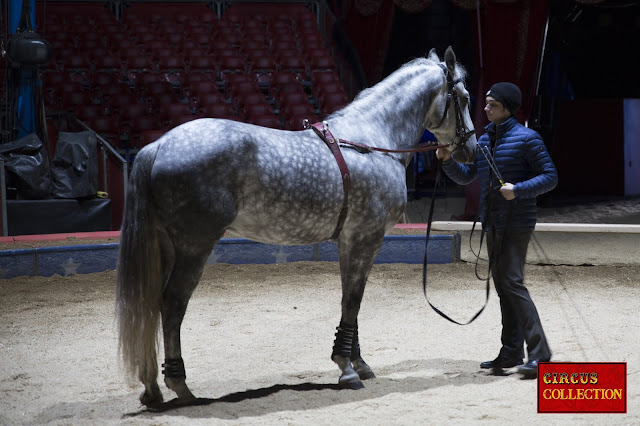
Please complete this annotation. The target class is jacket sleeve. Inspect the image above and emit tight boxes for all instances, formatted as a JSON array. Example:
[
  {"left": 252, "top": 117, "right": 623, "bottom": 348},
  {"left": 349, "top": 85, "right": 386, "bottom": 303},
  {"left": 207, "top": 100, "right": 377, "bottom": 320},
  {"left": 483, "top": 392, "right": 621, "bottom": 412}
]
[
  {"left": 513, "top": 133, "right": 558, "bottom": 199},
  {"left": 441, "top": 156, "right": 478, "bottom": 186}
]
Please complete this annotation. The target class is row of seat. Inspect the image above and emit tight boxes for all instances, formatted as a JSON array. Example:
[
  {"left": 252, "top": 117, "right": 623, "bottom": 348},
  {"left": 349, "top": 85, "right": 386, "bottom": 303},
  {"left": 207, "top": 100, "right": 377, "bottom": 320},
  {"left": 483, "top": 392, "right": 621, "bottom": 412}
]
[
  {"left": 43, "top": 69, "right": 346, "bottom": 108},
  {"left": 44, "top": 50, "right": 334, "bottom": 80},
  {"left": 47, "top": 68, "right": 348, "bottom": 148},
  {"left": 29, "top": 3, "right": 349, "bottom": 152}
]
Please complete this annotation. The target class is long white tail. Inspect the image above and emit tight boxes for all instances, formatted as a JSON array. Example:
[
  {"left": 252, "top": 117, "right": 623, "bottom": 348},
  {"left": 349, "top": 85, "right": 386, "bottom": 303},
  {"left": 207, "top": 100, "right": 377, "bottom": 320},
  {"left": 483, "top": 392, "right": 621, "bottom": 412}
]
[{"left": 115, "top": 143, "right": 165, "bottom": 383}]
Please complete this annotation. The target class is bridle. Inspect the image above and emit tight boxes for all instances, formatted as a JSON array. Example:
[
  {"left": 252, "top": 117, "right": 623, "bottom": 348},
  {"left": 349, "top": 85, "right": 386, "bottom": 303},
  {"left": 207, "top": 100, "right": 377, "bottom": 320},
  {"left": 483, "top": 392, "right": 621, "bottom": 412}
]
[{"left": 431, "top": 63, "right": 476, "bottom": 147}]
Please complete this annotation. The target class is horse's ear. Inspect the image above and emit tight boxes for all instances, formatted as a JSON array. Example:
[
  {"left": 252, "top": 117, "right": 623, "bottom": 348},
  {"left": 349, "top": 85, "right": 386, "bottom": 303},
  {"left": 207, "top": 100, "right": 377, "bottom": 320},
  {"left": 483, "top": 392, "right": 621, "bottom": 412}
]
[
  {"left": 444, "top": 46, "right": 456, "bottom": 74},
  {"left": 427, "top": 48, "right": 440, "bottom": 62}
]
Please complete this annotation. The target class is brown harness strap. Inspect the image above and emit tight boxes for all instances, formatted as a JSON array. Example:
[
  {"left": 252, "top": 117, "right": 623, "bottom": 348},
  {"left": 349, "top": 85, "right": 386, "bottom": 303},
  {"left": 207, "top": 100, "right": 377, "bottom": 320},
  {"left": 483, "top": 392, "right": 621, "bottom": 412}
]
[
  {"left": 311, "top": 122, "right": 350, "bottom": 240},
  {"left": 309, "top": 120, "right": 451, "bottom": 239},
  {"left": 337, "top": 139, "right": 449, "bottom": 154}
]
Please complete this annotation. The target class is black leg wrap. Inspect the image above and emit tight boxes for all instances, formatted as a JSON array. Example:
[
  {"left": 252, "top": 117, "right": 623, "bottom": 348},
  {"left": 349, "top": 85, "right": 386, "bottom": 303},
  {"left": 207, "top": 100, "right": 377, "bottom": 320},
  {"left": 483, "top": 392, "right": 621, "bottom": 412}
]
[
  {"left": 350, "top": 325, "right": 361, "bottom": 361},
  {"left": 332, "top": 321, "right": 355, "bottom": 359},
  {"left": 162, "top": 358, "right": 186, "bottom": 379}
]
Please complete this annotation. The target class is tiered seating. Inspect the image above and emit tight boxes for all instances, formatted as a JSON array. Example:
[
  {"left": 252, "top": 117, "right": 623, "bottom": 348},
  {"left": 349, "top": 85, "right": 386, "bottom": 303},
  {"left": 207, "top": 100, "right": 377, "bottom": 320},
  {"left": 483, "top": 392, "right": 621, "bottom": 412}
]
[{"left": 35, "top": 2, "right": 350, "bottom": 150}]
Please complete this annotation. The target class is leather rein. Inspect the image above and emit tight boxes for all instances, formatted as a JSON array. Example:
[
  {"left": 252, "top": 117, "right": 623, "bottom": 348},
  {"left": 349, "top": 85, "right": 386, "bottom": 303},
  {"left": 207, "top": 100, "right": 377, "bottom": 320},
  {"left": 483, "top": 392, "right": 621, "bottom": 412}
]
[{"left": 307, "top": 119, "right": 450, "bottom": 155}]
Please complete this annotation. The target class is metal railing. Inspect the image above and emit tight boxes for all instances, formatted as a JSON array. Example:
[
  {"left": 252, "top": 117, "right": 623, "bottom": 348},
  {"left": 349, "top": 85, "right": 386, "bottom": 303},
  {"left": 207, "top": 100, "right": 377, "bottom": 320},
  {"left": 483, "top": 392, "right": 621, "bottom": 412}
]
[
  {"left": 0, "top": 159, "right": 8, "bottom": 236},
  {"left": 0, "top": 118, "right": 127, "bottom": 237},
  {"left": 72, "top": 116, "right": 128, "bottom": 206}
]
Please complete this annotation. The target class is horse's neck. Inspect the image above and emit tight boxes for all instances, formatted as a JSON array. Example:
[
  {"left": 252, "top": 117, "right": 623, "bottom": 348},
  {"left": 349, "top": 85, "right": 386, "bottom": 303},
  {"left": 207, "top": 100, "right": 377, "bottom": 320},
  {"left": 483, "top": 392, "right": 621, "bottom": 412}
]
[{"left": 331, "top": 65, "right": 442, "bottom": 161}]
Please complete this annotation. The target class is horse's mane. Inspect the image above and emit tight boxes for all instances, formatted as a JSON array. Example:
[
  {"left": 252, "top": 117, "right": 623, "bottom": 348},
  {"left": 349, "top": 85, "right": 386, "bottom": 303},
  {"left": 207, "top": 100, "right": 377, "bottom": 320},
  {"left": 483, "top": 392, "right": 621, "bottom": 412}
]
[{"left": 328, "top": 56, "right": 467, "bottom": 119}]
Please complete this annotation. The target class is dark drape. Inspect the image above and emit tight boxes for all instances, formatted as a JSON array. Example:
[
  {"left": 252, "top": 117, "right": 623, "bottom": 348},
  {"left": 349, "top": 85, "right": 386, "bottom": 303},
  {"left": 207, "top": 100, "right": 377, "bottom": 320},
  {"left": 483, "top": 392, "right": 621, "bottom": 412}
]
[
  {"left": 329, "top": 0, "right": 396, "bottom": 85},
  {"left": 331, "top": 0, "right": 551, "bottom": 127},
  {"left": 473, "top": 0, "right": 551, "bottom": 127}
]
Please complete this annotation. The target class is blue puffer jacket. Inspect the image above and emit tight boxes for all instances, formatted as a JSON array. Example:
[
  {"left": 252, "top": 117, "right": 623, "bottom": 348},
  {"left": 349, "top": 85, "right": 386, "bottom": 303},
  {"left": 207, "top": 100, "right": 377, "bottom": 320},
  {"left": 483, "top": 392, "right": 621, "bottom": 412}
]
[{"left": 441, "top": 116, "right": 558, "bottom": 229}]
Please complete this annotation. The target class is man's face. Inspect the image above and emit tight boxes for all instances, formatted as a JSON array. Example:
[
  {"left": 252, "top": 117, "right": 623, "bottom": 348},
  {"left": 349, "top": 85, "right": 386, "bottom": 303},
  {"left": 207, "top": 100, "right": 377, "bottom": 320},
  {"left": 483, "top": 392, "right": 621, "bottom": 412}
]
[{"left": 484, "top": 96, "right": 511, "bottom": 124}]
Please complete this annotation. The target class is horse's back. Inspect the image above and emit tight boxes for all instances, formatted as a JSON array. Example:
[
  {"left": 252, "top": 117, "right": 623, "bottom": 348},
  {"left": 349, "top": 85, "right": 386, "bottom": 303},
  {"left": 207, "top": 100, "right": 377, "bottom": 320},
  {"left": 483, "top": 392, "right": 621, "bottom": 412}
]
[{"left": 138, "top": 118, "right": 346, "bottom": 244}]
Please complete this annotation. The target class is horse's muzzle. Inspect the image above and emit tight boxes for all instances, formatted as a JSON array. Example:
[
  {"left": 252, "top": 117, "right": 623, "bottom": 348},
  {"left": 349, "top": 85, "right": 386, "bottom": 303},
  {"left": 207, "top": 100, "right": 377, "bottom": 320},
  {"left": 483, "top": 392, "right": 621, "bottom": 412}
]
[{"left": 451, "top": 133, "right": 478, "bottom": 164}]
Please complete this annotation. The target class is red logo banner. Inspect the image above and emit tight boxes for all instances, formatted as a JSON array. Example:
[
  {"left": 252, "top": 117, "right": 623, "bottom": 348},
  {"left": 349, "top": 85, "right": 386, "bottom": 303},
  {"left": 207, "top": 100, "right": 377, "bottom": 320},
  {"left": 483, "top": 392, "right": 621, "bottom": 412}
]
[{"left": 537, "top": 362, "right": 627, "bottom": 413}]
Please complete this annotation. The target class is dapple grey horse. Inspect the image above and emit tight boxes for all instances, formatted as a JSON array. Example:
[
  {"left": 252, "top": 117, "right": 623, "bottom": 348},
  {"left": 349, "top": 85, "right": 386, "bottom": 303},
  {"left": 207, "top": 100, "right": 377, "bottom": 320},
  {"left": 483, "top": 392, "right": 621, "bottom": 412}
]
[{"left": 116, "top": 47, "right": 477, "bottom": 408}]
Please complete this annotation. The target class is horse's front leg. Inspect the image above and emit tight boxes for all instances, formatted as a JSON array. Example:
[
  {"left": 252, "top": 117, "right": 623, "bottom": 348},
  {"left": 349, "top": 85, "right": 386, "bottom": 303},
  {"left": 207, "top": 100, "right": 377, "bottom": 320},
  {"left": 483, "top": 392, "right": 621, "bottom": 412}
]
[
  {"left": 333, "top": 232, "right": 384, "bottom": 389},
  {"left": 350, "top": 323, "right": 376, "bottom": 380},
  {"left": 332, "top": 320, "right": 376, "bottom": 389}
]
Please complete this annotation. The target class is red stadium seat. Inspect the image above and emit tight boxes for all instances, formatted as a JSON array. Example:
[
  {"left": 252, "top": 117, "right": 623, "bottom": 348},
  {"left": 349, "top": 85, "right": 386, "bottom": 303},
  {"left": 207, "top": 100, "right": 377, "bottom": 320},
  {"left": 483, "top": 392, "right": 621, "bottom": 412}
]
[
  {"left": 190, "top": 81, "right": 220, "bottom": 96},
  {"left": 250, "top": 55, "right": 277, "bottom": 74},
  {"left": 76, "top": 104, "right": 109, "bottom": 122},
  {"left": 280, "top": 102, "right": 316, "bottom": 122},
  {"left": 250, "top": 114, "right": 281, "bottom": 129},
  {"left": 139, "top": 130, "right": 165, "bottom": 147},
  {"left": 196, "top": 92, "right": 227, "bottom": 107},
  {"left": 277, "top": 91, "right": 308, "bottom": 110},
  {"left": 308, "top": 52, "right": 335, "bottom": 72},
  {"left": 119, "top": 103, "right": 150, "bottom": 122},
  {"left": 319, "top": 92, "right": 349, "bottom": 118},
  {"left": 313, "top": 81, "right": 346, "bottom": 100},
  {"left": 242, "top": 103, "right": 273, "bottom": 121},
  {"left": 201, "top": 103, "right": 235, "bottom": 118},
  {"left": 124, "top": 55, "right": 152, "bottom": 73},
  {"left": 168, "top": 113, "right": 200, "bottom": 129},
  {"left": 92, "top": 54, "right": 123, "bottom": 72},
  {"left": 156, "top": 55, "right": 186, "bottom": 73},
  {"left": 88, "top": 116, "right": 120, "bottom": 146},
  {"left": 278, "top": 55, "right": 307, "bottom": 75},
  {"left": 160, "top": 103, "right": 193, "bottom": 126},
  {"left": 218, "top": 54, "right": 247, "bottom": 75},
  {"left": 60, "top": 91, "right": 94, "bottom": 113}
]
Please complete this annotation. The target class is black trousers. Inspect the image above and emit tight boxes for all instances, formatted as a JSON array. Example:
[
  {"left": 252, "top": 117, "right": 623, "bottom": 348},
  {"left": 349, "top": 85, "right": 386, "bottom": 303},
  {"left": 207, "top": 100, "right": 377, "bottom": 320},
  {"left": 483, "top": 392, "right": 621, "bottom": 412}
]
[{"left": 487, "top": 228, "right": 551, "bottom": 362}]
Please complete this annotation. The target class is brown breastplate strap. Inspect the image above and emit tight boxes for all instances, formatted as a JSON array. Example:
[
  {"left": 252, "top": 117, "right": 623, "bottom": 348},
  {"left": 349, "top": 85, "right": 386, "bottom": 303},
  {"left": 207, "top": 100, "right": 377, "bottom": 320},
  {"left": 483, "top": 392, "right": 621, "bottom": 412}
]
[{"left": 311, "top": 122, "right": 350, "bottom": 240}]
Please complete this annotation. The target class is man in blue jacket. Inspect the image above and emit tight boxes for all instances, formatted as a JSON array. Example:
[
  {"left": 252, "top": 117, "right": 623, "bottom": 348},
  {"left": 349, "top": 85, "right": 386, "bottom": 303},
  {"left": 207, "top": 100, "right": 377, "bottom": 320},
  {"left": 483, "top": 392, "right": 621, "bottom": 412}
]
[{"left": 436, "top": 82, "right": 558, "bottom": 379}]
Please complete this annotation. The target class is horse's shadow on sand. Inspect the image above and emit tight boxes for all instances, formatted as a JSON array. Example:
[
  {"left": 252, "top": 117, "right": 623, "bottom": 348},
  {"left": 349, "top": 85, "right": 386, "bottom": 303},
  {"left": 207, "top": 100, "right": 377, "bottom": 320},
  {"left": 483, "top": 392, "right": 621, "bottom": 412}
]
[
  {"left": 124, "top": 358, "right": 524, "bottom": 419},
  {"left": 128, "top": 382, "right": 343, "bottom": 414}
]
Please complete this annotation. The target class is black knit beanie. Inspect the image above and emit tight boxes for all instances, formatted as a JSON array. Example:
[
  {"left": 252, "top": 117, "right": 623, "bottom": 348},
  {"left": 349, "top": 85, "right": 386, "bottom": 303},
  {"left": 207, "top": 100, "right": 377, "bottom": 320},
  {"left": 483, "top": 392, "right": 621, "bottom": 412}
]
[{"left": 486, "top": 82, "right": 522, "bottom": 115}]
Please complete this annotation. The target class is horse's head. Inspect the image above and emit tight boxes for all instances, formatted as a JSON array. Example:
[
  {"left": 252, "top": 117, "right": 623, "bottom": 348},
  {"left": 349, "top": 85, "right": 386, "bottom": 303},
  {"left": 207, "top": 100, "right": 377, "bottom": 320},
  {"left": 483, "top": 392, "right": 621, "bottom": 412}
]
[{"left": 424, "top": 47, "right": 478, "bottom": 164}]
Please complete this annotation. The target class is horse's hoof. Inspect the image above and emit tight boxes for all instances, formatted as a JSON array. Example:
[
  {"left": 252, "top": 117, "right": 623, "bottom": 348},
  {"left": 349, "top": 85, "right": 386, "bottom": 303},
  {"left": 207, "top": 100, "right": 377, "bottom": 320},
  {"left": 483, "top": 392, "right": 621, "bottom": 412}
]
[
  {"left": 139, "top": 390, "right": 163, "bottom": 407},
  {"left": 338, "top": 372, "right": 364, "bottom": 390},
  {"left": 339, "top": 378, "right": 365, "bottom": 390},
  {"left": 353, "top": 359, "right": 376, "bottom": 380},
  {"left": 357, "top": 369, "right": 376, "bottom": 380}
]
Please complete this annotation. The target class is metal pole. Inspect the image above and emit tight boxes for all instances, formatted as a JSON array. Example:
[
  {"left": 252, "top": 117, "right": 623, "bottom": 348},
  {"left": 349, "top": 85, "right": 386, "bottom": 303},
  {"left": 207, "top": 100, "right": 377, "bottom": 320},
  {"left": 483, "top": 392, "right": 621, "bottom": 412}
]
[
  {"left": 101, "top": 144, "right": 108, "bottom": 195},
  {"left": 73, "top": 116, "right": 128, "bottom": 216},
  {"left": 535, "top": 14, "right": 550, "bottom": 97},
  {"left": 122, "top": 162, "right": 128, "bottom": 206},
  {"left": 476, "top": 0, "right": 483, "bottom": 70},
  {"left": 0, "top": 159, "right": 8, "bottom": 237}
]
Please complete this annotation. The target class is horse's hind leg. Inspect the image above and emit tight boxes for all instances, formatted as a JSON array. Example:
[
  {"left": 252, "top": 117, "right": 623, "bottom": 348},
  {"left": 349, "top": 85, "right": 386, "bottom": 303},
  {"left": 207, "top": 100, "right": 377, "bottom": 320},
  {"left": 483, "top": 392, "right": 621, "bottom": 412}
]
[
  {"left": 332, "top": 232, "right": 384, "bottom": 389},
  {"left": 161, "top": 241, "right": 216, "bottom": 402}
]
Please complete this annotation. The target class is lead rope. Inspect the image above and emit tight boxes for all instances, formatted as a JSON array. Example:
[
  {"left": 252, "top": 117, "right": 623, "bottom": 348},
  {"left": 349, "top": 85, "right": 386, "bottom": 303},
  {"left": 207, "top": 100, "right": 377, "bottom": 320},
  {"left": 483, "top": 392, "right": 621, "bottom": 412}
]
[{"left": 422, "top": 161, "right": 491, "bottom": 325}]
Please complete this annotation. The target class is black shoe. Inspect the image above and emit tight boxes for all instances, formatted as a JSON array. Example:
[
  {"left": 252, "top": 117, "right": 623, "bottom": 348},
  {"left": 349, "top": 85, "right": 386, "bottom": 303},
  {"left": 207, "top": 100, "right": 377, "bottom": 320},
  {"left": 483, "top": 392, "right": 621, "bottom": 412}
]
[
  {"left": 480, "top": 356, "right": 524, "bottom": 370},
  {"left": 517, "top": 359, "right": 544, "bottom": 379}
]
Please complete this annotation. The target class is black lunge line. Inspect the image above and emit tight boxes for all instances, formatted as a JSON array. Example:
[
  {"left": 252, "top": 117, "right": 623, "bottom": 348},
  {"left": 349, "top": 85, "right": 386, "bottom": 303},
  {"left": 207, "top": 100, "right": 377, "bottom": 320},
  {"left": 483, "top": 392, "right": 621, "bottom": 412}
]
[{"left": 421, "top": 162, "right": 502, "bottom": 325}]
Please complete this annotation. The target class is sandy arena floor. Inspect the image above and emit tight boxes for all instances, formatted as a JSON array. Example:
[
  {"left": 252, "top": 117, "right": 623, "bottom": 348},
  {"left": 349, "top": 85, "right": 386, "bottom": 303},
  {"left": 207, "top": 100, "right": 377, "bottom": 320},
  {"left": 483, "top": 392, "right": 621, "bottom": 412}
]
[{"left": 1, "top": 260, "right": 638, "bottom": 425}]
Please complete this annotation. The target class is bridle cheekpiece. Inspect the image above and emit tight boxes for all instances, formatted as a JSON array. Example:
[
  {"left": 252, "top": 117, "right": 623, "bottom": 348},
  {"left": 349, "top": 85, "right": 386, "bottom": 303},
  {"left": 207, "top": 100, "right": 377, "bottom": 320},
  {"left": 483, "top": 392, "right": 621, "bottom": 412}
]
[{"left": 432, "top": 63, "right": 475, "bottom": 144}]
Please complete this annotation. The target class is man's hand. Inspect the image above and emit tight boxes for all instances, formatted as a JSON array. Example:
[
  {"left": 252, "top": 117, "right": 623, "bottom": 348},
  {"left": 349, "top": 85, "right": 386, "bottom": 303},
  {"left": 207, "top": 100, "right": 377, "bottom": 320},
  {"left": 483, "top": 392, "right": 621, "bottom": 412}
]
[
  {"left": 500, "top": 182, "right": 516, "bottom": 200},
  {"left": 435, "top": 148, "right": 451, "bottom": 162}
]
